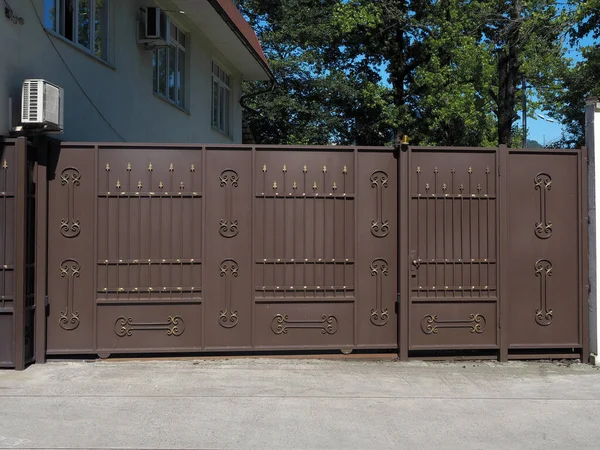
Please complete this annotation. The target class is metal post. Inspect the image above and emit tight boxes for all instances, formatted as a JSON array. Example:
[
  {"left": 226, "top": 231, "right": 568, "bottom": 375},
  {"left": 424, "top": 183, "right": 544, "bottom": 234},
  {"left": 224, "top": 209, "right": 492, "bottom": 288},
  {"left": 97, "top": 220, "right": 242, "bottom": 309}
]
[
  {"left": 586, "top": 97, "right": 600, "bottom": 365},
  {"left": 522, "top": 77, "right": 527, "bottom": 149}
]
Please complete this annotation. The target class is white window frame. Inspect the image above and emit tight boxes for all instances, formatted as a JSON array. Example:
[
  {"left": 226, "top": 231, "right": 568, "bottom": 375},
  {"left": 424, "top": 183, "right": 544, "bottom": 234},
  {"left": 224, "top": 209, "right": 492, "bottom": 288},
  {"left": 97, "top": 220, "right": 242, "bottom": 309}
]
[
  {"left": 212, "top": 62, "right": 232, "bottom": 136},
  {"left": 44, "top": 0, "right": 111, "bottom": 62},
  {"left": 153, "top": 20, "right": 186, "bottom": 108}
]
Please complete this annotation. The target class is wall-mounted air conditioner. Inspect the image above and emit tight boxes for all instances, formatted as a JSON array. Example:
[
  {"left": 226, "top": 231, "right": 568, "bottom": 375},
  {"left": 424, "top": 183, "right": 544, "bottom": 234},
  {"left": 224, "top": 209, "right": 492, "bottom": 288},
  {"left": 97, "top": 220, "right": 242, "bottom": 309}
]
[
  {"left": 138, "top": 7, "right": 169, "bottom": 47},
  {"left": 21, "top": 79, "right": 64, "bottom": 133}
]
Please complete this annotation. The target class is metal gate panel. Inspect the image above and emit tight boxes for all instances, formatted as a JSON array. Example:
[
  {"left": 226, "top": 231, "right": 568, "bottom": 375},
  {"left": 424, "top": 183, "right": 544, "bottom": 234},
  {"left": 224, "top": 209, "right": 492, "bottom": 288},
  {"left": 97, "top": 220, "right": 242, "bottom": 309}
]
[
  {"left": 506, "top": 150, "right": 583, "bottom": 349},
  {"left": 407, "top": 148, "right": 499, "bottom": 350},
  {"left": 46, "top": 146, "right": 96, "bottom": 353},
  {"left": 203, "top": 148, "right": 252, "bottom": 349},
  {"left": 355, "top": 150, "right": 397, "bottom": 348},
  {"left": 252, "top": 149, "right": 359, "bottom": 349},
  {"left": 94, "top": 147, "right": 204, "bottom": 353}
]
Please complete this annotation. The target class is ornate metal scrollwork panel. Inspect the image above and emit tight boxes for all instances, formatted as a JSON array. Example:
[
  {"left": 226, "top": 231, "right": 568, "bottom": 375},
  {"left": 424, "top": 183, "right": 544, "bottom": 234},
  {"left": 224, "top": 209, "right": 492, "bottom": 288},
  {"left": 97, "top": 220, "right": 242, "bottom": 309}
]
[
  {"left": 60, "top": 168, "right": 81, "bottom": 238},
  {"left": 534, "top": 259, "right": 553, "bottom": 326},
  {"left": 59, "top": 259, "right": 81, "bottom": 331},
  {"left": 534, "top": 173, "right": 552, "bottom": 239},
  {"left": 219, "top": 258, "right": 239, "bottom": 328},
  {"left": 271, "top": 314, "right": 339, "bottom": 335},
  {"left": 421, "top": 314, "right": 486, "bottom": 335},
  {"left": 114, "top": 316, "right": 185, "bottom": 337},
  {"left": 219, "top": 170, "right": 239, "bottom": 238},
  {"left": 370, "top": 171, "right": 389, "bottom": 238},
  {"left": 370, "top": 258, "right": 389, "bottom": 326}
]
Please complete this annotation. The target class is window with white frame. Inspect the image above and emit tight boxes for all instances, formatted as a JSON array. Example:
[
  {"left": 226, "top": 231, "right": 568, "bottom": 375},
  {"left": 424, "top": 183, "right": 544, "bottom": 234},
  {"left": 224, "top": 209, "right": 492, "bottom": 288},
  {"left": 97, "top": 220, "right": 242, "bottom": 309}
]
[
  {"left": 152, "top": 22, "right": 186, "bottom": 108},
  {"left": 212, "top": 62, "right": 231, "bottom": 136},
  {"left": 44, "top": 0, "right": 110, "bottom": 61}
]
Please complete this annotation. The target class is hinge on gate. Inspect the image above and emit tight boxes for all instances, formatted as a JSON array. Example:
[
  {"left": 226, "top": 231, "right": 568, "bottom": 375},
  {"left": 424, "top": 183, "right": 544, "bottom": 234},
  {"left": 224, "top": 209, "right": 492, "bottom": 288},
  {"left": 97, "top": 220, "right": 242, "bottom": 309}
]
[
  {"left": 45, "top": 295, "right": 49, "bottom": 315},
  {"left": 395, "top": 293, "right": 400, "bottom": 314}
]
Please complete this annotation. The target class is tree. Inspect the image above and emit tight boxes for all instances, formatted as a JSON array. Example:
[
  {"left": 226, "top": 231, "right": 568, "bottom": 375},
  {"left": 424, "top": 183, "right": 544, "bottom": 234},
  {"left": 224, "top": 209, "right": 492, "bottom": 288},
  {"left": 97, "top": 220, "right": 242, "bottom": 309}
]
[
  {"left": 237, "top": 0, "right": 574, "bottom": 147},
  {"left": 544, "top": 0, "right": 600, "bottom": 147}
]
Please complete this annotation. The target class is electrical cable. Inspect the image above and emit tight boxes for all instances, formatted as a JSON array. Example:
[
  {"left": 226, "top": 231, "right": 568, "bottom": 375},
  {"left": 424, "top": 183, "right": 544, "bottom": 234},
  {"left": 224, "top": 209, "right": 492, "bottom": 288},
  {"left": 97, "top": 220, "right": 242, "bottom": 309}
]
[{"left": 28, "top": 0, "right": 126, "bottom": 141}]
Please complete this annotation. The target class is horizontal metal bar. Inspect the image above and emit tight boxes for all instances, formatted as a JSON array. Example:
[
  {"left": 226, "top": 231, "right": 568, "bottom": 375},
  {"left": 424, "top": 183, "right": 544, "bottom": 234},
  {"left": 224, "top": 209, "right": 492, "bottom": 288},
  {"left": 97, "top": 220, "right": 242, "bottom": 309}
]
[
  {"left": 412, "top": 194, "right": 495, "bottom": 199},
  {"left": 98, "top": 259, "right": 202, "bottom": 265},
  {"left": 96, "top": 298, "right": 202, "bottom": 305},
  {"left": 0, "top": 307, "right": 14, "bottom": 313},
  {"left": 99, "top": 287, "right": 201, "bottom": 293},
  {"left": 0, "top": 193, "right": 15, "bottom": 197},
  {"left": 98, "top": 192, "right": 201, "bottom": 198},
  {"left": 254, "top": 297, "right": 355, "bottom": 303},
  {"left": 256, "top": 193, "right": 355, "bottom": 199},
  {"left": 412, "top": 285, "right": 497, "bottom": 291},
  {"left": 0, "top": 265, "right": 14, "bottom": 270},
  {"left": 414, "top": 259, "right": 496, "bottom": 264},
  {"left": 256, "top": 286, "right": 354, "bottom": 291},
  {"left": 256, "top": 259, "right": 354, "bottom": 264}
]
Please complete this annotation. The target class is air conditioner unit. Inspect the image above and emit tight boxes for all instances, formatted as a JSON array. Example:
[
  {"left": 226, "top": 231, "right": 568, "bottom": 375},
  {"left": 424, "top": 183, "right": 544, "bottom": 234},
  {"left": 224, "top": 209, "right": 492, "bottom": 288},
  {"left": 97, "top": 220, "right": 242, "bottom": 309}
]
[
  {"left": 138, "top": 7, "right": 168, "bottom": 47},
  {"left": 21, "top": 79, "right": 64, "bottom": 133}
]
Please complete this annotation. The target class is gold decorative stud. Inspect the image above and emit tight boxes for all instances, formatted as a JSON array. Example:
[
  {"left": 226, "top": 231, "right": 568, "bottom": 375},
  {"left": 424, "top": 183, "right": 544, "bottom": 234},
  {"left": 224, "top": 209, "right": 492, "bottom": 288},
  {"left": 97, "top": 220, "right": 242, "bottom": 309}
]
[
  {"left": 293, "top": 181, "right": 297, "bottom": 190},
  {"left": 313, "top": 181, "right": 317, "bottom": 190},
  {"left": 137, "top": 181, "right": 142, "bottom": 190},
  {"left": 333, "top": 181, "right": 337, "bottom": 190},
  {"left": 180, "top": 181, "right": 185, "bottom": 190},
  {"left": 159, "top": 181, "right": 164, "bottom": 189},
  {"left": 283, "top": 164, "right": 287, "bottom": 173},
  {"left": 263, "top": 164, "right": 267, "bottom": 173},
  {"left": 468, "top": 167, "right": 473, "bottom": 174},
  {"left": 148, "top": 162, "right": 153, "bottom": 172},
  {"left": 2, "top": 159, "right": 7, "bottom": 169},
  {"left": 127, "top": 162, "right": 131, "bottom": 171},
  {"left": 169, "top": 162, "right": 174, "bottom": 172},
  {"left": 416, "top": 166, "right": 421, "bottom": 174},
  {"left": 303, "top": 165, "right": 307, "bottom": 173},
  {"left": 105, "top": 163, "right": 110, "bottom": 171},
  {"left": 191, "top": 164, "right": 195, "bottom": 172},
  {"left": 323, "top": 165, "right": 327, "bottom": 173},
  {"left": 116, "top": 180, "right": 121, "bottom": 189},
  {"left": 273, "top": 181, "right": 278, "bottom": 190}
]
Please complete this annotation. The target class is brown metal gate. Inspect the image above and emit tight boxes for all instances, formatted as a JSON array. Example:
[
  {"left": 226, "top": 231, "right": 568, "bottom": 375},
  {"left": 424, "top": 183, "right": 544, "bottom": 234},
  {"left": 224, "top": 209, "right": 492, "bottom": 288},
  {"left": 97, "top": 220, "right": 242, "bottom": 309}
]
[
  {"left": 43, "top": 144, "right": 398, "bottom": 356},
  {"left": 1, "top": 140, "right": 589, "bottom": 367}
]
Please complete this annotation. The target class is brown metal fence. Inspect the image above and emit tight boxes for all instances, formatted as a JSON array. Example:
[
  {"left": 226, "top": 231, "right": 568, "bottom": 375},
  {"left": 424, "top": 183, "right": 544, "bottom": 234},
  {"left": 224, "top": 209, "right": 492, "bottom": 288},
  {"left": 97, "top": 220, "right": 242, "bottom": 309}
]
[
  {"left": 0, "top": 137, "right": 36, "bottom": 369},
  {"left": 0, "top": 140, "right": 590, "bottom": 368}
]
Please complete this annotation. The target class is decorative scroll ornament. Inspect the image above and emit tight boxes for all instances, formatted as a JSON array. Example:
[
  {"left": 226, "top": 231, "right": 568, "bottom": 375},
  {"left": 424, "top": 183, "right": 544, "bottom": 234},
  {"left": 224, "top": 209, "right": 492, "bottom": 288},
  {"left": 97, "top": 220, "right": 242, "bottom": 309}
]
[
  {"left": 59, "top": 259, "right": 81, "bottom": 331},
  {"left": 60, "top": 168, "right": 81, "bottom": 238},
  {"left": 534, "top": 173, "right": 553, "bottom": 239},
  {"left": 421, "top": 314, "right": 486, "bottom": 334},
  {"left": 370, "top": 258, "right": 389, "bottom": 326},
  {"left": 271, "top": 314, "right": 339, "bottom": 335},
  {"left": 534, "top": 259, "right": 553, "bottom": 326},
  {"left": 370, "top": 171, "right": 390, "bottom": 237},
  {"left": 114, "top": 316, "right": 185, "bottom": 337},
  {"left": 219, "top": 259, "right": 239, "bottom": 328},
  {"left": 219, "top": 170, "right": 239, "bottom": 238}
]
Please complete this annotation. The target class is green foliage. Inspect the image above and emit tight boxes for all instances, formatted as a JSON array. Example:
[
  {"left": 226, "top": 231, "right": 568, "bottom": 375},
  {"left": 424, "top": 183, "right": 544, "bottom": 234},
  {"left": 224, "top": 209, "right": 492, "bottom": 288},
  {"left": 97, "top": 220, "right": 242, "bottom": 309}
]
[{"left": 237, "top": 0, "right": 587, "bottom": 147}]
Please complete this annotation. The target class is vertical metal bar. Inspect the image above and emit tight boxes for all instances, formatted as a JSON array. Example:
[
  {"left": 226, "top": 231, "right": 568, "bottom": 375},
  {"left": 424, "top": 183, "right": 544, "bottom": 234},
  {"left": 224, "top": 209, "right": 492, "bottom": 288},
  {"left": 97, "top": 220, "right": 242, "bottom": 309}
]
[
  {"left": 486, "top": 167, "right": 490, "bottom": 299},
  {"left": 353, "top": 149, "right": 358, "bottom": 347},
  {"left": 343, "top": 163, "right": 347, "bottom": 299},
  {"left": 313, "top": 174, "right": 317, "bottom": 298},
  {"left": 398, "top": 143, "right": 410, "bottom": 360},
  {"left": 451, "top": 169, "right": 455, "bottom": 298},
  {"left": 322, "top": 167, "right": 326, "bottom": 298},
  {"left": 273, "top": 169, "right": 277, "bottom": 299},
  {"left": 332, "top": 174, "right": 336, "bottom": 299},
  {"left": 262, "top": 164, "right": 266, "bottom": 297},
  {"left": 416, "top": 168, "right": 420, "bottom": 299},
  {"left": 580, "top": 146, "right": 590, "bottom": 362},
  {"left": 251, "top": 147, "right": 256, "bottom": 347},
  {"left": 434, "top": 168, "right": 437, "bottom": 296},
  {"left": 115, "top": 165, "right": 120, "bottom": 301},
  {"left": 35, "top": 140, "right": 48, "bottom": 364},
  {"left": 14, "top": 137, "right": 27, "bottom": 370},
  {"left": 303, "top": 166, "right": 307, "bottom": 297},
  {"left": 106, "top": 161, "right": 110, "bottom": 301},
  {"left": 283, "top": 165, "right": 286, "bottom": 299},
  {"left": 498, "top": 145, "right": 509, "bottom": 361},
  {"left": 92, "top": 145, "right": 99, "bottom": 352},
  {"left": 159, "top": 170, "right": 163, "bottom": 301}
]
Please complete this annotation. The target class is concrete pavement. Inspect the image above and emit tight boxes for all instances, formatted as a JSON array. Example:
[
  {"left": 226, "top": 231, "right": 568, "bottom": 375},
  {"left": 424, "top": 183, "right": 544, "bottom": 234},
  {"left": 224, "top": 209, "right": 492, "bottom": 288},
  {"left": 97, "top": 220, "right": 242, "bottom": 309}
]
[{"left": 0, "top": 358, "right": 599, "bottom": 449}]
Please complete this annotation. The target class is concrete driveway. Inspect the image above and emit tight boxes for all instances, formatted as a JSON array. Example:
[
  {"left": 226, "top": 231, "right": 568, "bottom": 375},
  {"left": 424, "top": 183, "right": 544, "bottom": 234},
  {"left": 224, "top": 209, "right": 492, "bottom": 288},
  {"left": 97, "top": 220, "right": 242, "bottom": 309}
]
[{"left": 0, "top": 358, "right": 599, "bottom": 449}]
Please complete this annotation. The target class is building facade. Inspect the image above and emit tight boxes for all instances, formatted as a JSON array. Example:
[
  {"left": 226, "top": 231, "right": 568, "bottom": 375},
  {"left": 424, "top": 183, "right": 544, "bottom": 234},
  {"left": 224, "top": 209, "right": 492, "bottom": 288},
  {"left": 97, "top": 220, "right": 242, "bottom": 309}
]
[{"left": 0, "top": 0, "right": 272, "bottom": 143}]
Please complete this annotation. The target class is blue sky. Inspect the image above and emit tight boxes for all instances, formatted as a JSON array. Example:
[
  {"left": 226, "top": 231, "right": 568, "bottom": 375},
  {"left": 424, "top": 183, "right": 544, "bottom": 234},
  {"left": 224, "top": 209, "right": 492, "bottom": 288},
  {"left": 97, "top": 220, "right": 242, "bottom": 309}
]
[{"left": 526, "top": 34, "right": 597, "bottom": 144}]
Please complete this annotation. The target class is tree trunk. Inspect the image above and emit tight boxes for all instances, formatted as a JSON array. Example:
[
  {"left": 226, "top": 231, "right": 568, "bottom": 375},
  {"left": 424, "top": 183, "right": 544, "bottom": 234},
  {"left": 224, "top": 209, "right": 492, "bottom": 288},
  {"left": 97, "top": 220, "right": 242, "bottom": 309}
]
[{"left": 497, "top": 0, "right": 522, "bottom": 147}]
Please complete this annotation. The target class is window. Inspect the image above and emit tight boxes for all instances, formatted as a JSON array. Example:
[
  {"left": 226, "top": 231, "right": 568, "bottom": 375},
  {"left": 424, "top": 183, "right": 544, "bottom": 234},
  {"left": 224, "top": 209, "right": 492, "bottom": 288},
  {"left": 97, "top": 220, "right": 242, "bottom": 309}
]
[
  {"left": 212, "top": 62, "right": 231, "bottom": 136},
  {"left": 44, "top": 0, "right": 110, "bottom": 61},
  {"left": 153, "top": 22, "right": 186, "bottom": 108}
]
